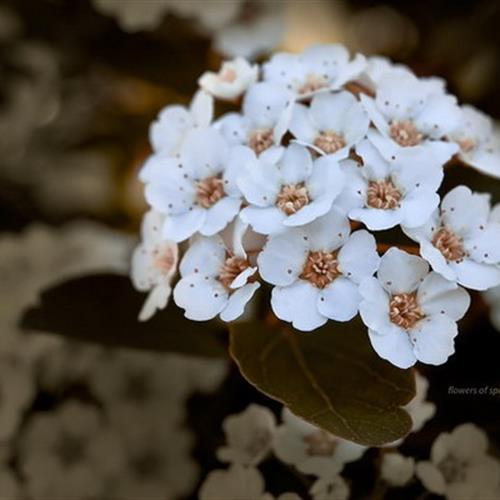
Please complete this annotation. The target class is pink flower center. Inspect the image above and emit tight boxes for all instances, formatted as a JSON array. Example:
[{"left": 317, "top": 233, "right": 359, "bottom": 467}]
[
  {"left": 389, "top": 292, "right": 424, "bottom": 329},
  {"left": 300, "top": 251, "right": 340, "bottom": 289},
  {"left": 314, "top": 130, "right": 346, "bottom": 154},
  {"left": 298, "top": 74, "right": 329, "bottom": 95},
  {"left": 196, "top": 176, "right": 225, "bottom": 209},
  {"left": 366, "top": 180, "right": 402, "bottom": 210},
  {"left": 390, "top": 120, "right": 423, "bottom": 147},
  {"left": 457, "top": 137, "right": 476, "bottom": 153},
  {"left": 248, "top": 128, "right": 274, "bottom": 154},
  {"left": 432, "top": 227, "right": 466, "bottom": 262},
  {"left": 276, "top": 183, "right": 310, "bottom": 215},
  {"left": 219, "top": 67, "right": 238, "bottom": 83},
  {"left": 303, "top": 430, "right": 337, "bottom": 457},
  {"left": 219, "top": 256, "right": 251, "bottom": 289},
  {"left": 153, "top": 246, "right": 176, "bottom": 274}
]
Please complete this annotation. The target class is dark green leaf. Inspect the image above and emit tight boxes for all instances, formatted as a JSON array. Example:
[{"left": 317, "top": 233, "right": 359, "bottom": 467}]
[
  {"left": 20, "top": 273, "right": 227, "bottom": 358},
  {"left": 230, "top": 318, "right": 415, "bottom": 446}
]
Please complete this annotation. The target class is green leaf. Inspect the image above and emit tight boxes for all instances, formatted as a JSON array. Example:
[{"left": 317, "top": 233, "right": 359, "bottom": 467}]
[
  {"left": 20, "top": 273, "right": 227, "bottom": 358},
  {"left": 229, "top": 318, "right": 415, "bottom": 446}
]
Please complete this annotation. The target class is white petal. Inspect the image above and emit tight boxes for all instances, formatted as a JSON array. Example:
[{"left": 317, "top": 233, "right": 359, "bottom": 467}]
[
  {"left": 451, "top": 259, "right": 500, "bottom": 290},
  {"left": 279, "top": 144, "right": 313, "bottom": 185},
  {"left": 414, "top": 94, "right": 461, "bottom": 138},
  {"left": 349, "top": 206, "right": 403, "bottom": 231},
  {"left": 149, "top": 106, "right": 191, "bottom": 154},
  {"left": 317, "top": 278, "right": 361, "bottom": 321},
  {"left": 309, "top": 91, "right": 358, "bottom": 132},
  {"left": 368, "top": 329, "right": 417, "bottom": 368},
  {"left": 220, "top": 283, "right": 260, "bottom": 322},
  {"left": 201, "top": 196, "right": 241, "bottom": 236},
  {"left": 180, "top": 235, "right": 225, "bottom": 278},
  {"left": 231, "top": 266, "right": 257, "bottom": 289},
  {"left": 377, "top": 248, "right": 429, "bottom": 294},
  {"left": 289, "top": 103, "right": 317, "bottom": 144},
  {"left": 419, "top": 239, "right": 456, "bottom": 282},
  {"left": 337, "top": 230, "right": 380, "bottom": 284},
  {"left": 304, "top": 208, "right": 350, "bottom": 252},
  {"left": 306, "top": 155, "right": 346, "bottom": 205},
  {"left": 237, "top": 162, "right": 281, "bottom": 207},
  {"left": 418, "top": 272, "right": 470, "bottom": 321},
  {"left": 416, "top": 462, "right": 446, "bottom": 495},
  {"left": 162, "top": 208, "right": 206, "bottom": 243},
  {"left": 465, "top": 222, "right": 500, "bottom": 264},
  {"left": 190, "top": 90, "right": 214, "bottom": 127},
  {"left": 410, "top": 315, "right": 457, "bottom": 366},
  {"left": 355, "top": 138, "right": 391, "bottom": 179},
  {"left": 271, "top": 281, "right": 327, "bottom": 331},
  {"left": 174, "top": 276, "right": 228, "bottom": 321},
  {"left": 258, "top": 231, "right": 309, "bottom": 286},
  {"left": 284, "top": 197, "right": 335, "bottom": 227},
  {"left": 240, "top": 206, "right": 286, "bottom": 235},
  {"left": 139, "top": 284, "right": 171, "bottom": 321},
  {"left": 399, "top": 190, "right": 440, "bottom": 229}
]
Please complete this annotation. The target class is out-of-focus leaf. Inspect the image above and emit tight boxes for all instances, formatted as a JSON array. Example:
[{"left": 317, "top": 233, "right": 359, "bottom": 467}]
[
  {"left": 229, "top": 318, "right": 415, "bottom": 446},
  {"left": 20, "top": 273, "right": 227, "bottom": 358}
]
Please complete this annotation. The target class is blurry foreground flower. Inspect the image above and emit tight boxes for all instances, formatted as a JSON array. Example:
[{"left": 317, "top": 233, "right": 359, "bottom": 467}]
[{"left": 381, "top": 452, "right": 415, "bottom": 487}]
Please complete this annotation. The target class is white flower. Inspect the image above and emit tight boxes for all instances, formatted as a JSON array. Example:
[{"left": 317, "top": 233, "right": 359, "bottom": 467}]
[
  {"left": 0, "top": 357, "right": 35, "bottom": 441},
  {"left": 131, "top": 210, "right": 178, "bottom": 321},
  {"left": 310, "top": 475, "right": 350, "bottom": 500},
  {"left": 290, "top": 91, "right": 369, "bottom": 158},
  {"left": 144, "top": 127, "right": 242, "bottom": 242},
  {"left": 146, "top": 90, "right": 213, "bottom": 158},
  {"left": 258, "top": 209, "right": 379, "bottom": 331},
  {"left": 406, "top": 372, "right": 436, "bottom": 433},
  {"left": 238, "top": 144, "right": 345, "bottom": 236},
  {"left": 416, "top": 423, "right": 500, "bottom": 500},
  {"left": 263, "top": 44, "right": 366, "bottom": 99},
  {"left": 449, "top": 105, "right": 500, "bottom": 179},
  {"left": 273, "top": 408, "right": 367, "bottom": 477},
  {"left": 403, "top": 185, "right": 500, "bottom": 291},
  {"left": 214, "top": 1, "right": 284, "bottom": 60},
  {"left": 92, "top": 0, "right": 171, "bottom": 31},
  {"left": 216, "top": 81, "right": 293, "bottom": 155},
  {"left": 381, "top": 452, "right": 415, "bottom": 487},
  {"left": 359, "top": 248, "right": 470, "bottom": 369},
  {"left": 198, "top": 57, "right": 259, "bottom": 101},
  {"left": 109, "top": 408, "right": 198, "bottom": 500},
  {"left": 217, "top": 404, "right": 276, "bottom": 466},
  {"left": 360, "top": 72, "right": 460, "bottom": 163},
  {"left": 336, "top": 138, "right": 443, "bottom": 230},
  {"left": 19, "top": 401, "right": 124, "bottom": 500},
  {"left": 199, "top": 464, "right": 270, "bottom": 500},
  {"left": 358, "top": 56, "right": 415, "bottom": 92}
]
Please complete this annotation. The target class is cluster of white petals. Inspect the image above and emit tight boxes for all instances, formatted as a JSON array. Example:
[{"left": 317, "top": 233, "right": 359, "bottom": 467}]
[{"left": 135, "top": 43, "right": 500, "bottom": 368}]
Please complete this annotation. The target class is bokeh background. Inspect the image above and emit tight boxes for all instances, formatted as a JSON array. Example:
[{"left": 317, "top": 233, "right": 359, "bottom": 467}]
[{"left": 1, "top": 1, "right": 499, "bottom": 499}]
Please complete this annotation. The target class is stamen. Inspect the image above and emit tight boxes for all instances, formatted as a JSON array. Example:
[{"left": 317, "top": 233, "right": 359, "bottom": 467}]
[
  {"left": 276, "top": 184, "right": 310, "bottom": 215},
  {"left": 366, "top": 180, "right": 402, "bottom": 209},
  {"left": 196, "top": 176, "right": 225, "bottom": 209},
  {"left": 298, "top": 74, "right": 329, "bottom": 95},
  {"left": 303, "top": 430, "right": 337, "bottom": 457},
  {"left": 457, "top": 138, "right": 476, "bottom": 153},
  {"left": 248, "top": 128, "right": 274, "bottom": 154},
  {"left": 390, "top": 120, "right": 423, "bottom": 147},
  {"left": 389, "top": 292, "right": 424, "bottom": 329},
  {"left": 300, "top": 251, "right": 340, "bottom": 289},
  {"left": 432, "top": 227, "right": 466, "bottom": 262},
  {"left": 314, "top": 131, "right": 346, "bottom": 154},
  {"left": 219, "top": 256, "right": 251, "bottom": 289}
]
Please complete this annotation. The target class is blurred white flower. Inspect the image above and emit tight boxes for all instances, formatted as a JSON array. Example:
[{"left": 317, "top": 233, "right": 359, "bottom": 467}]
[
  {"left": 174, "top": 226, "right": 260, "bottom": 322},
  {"left": 336, "top": 138, "right": 443, "bottom": 230},
  {"left": 273, "top": 408, "right": 366, "bottom": 477},
  {"left": 0, "top": 467, "right": 24, "bottom": 500},
  {"left": 199, "top": 58, "right": 259, "bottom": 101},
  {"left": 404, "top": 185, "right": 500, "bottom": 291},
  {"left": 199, "top": 464, "right": 270, "bottom": 500},
  {"left": 290, "top": 91, "right": 369, "bottom": 158},
  {"left": 406, "top": 372, "right": 436, "bottom": 433},
  {"left": 360, "top": 72, "right": 459, "bottom": 163},
  {"left": 19, "top": 401, "right": 124, "bottom": 500},
  {"left": 217, "top": 404, "right": 276, "bottom": 466},
  {"left": 263, "top": 44, "right": 366, "bottom": 99},
  {"left": 146, "top": 90, "right": 213, "bottom": 158},
  {"left": 216, "top": 81, "right": 292, "bottom": 155},
  {"left": 416, "top": 423, "right": 500, "bottom": 500},
  {"left": 238, "top": 144, "right": 345, "bottom": 235},
  {"left": 450, "top": 105, "right": 500, "bottom": 179},
  {"left": 259, "top": 210, "right": 379, "bottom": 331},
  {"left": 109, "top": 407, "right": 198, "bottom": 500},
  {"left": 145, "top": 128, "right": 243, "bottom": 242},
  {"left": 358, "top": 56, "right": 414, "bottom": 92},
  {"left": 131, "top": 210, "right": 178, "bottom": 321},
  {"left": 359, "top": 248, "right": 470, "bottom": 368},
  {"left": 310, "top": 474, "right": 350, "bottom": 500},
  {"left": 381, "top": 452, "right": 415, "bottom": 487}
]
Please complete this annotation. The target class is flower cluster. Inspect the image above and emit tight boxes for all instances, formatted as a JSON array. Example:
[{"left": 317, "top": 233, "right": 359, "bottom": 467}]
[{"left": 134, "top": 44, "right": 500, "bottom": 369}]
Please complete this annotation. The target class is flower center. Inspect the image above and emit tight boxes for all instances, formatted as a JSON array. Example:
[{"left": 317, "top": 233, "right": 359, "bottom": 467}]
[
  {"left": 438, "top": 456, "right": 467, "bottom": 483},
  {"left": 56, "top": 433, "right": 87, "bottom": 467},
  {"left": 219, "top": 67, "right": 237, "bottom": 83},
  {"left": 366, "top": 179, "right": 402, "bottom": 209},
  {"left": 276, "top": 183, "right": 310, "bottom": 215},
  {"left": 248, "top": 128, "right": 274, "bottom": 154},
  {"left": 298, "top": 74, "right": 329, "bottom": 95},
  {"left": 457, "top": 137, "right": 476, "bottom": 153},
  {"left": 303, "top": 430, "right": 337, "bottom": 457},
  {"left": 432, "top": 227, "right": 466, "bottom": 262},
  {"left": 153, "top": 245, "right": 176, "bottom": 274},
  {"left": 219, "top": 256, "right": 251, "bottom": 289},
  {"left": 389, "top": 292, "right": 424, "bottom": 329},
  {"left": 314, "top": 131, "right": 346, "bottom": 154},
  {"left": 196, "top": 176, "right": 225, "bottom": 209},
  {"left": 300, "top": 251, "right": 340, "bottom": 289},
  {"left": 390, "top": 120, "right": 423, "bottom": 147}
]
